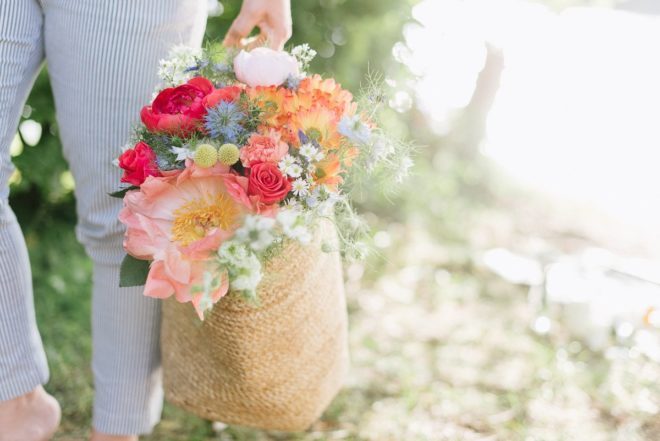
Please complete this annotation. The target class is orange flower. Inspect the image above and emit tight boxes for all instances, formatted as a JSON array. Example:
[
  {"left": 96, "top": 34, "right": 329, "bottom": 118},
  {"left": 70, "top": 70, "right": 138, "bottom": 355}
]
[
  {"left": 289, "top": 105, "right": 341, "bottom": 149},
  {"left": 246, "top": 86, "right": 292, "bottom": 126},
  {"left": 342, "top": 146, "right": 360, "bottom": 167},
  {"left": 295, "top": 74, "right": 357, "bottom": 118},
  {"left": 313, "top": 154, "right": 343, "bottom": 189}
]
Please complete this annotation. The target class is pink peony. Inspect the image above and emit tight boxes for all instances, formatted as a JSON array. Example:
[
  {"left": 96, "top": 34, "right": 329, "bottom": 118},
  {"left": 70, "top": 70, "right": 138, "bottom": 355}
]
[
  {"left": 233, "top": 48, "right": 299, "bottom": 88},
  {"left": 118, "top": 172, "right": 245, "bottom": 319},
  {"left": 239, "top": 132, "right": 289, "bottom": 167}
]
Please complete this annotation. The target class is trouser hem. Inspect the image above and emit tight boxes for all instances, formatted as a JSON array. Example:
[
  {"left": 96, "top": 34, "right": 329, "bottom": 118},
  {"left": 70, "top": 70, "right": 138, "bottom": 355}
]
[{"left": 0, "top": 366, "right": 48, "bottom": 401}]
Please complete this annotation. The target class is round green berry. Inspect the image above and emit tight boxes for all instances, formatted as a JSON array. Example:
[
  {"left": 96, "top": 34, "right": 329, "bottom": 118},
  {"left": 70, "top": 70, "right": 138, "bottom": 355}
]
[
  {"left": 193, "top": 144, "right": 218, "bottom": 168},
  {"left": 217, "top": 143, "right": 240, "bottom": 166}
]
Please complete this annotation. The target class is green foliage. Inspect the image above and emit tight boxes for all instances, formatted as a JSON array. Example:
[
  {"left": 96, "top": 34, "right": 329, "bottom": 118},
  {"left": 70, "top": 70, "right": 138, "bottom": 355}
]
[{"left": 119, "top": 254, "right": 150, "bottom": 287}]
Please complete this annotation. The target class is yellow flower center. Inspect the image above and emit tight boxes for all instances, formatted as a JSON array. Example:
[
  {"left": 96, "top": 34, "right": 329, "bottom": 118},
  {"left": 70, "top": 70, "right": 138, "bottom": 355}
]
[
  {"left": 306, "top": 128, "right": 322, "bottom": 141},
  {"left": 171, "top": 193, "right": 239, "bottom": 246}
]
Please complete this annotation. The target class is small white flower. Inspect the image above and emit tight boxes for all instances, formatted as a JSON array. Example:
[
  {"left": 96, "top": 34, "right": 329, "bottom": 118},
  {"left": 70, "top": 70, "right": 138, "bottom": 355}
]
[
  {"left": 312, "top": 150, "right": 325, "bottom": 162},
  {"left": 171, "top": 146, "right": 193, "bottom": 161},
  {"left": 276, "top": 208, "right": 300, "bottom": 229},
  {"left": 232, "top": 259, "right": 262, "bottom": 291},
  {"left": 255, "top": 230, "right": 275, "bottom": 251},
  {"left": 112, "top": 158, "right": 120, "bottom": 168},
  {"left": 234, "top": 216, "right": 277, "bottom": 251},
  {"left": 157, "top": 45, "right": 204, "bottom": 87},
  {"left": 285, "top": 163, "right": 303, "bottom": 178},
  {"left": 299, "top": 143, "right": 318, "bottom": 160},
  {"left": 255, "top": 216, "right": 276, "bottom": 231},
  {"left": 291, "top": 178, "right": 310, "bottom": 197},
  {"left": 218, "top": 241, "right": 249, "bottom": 265},
  {"left": 278, "top": 154, "right": 298, "bottom": 172},
  {"left": 286, "top": 225, "right": 312, "bottom": 244},
  {"left": 196, "top": 271, "right": 216, "bottom": 316},
  {"left": 291, "top": 44, "right": 317, "bottom": 72}
]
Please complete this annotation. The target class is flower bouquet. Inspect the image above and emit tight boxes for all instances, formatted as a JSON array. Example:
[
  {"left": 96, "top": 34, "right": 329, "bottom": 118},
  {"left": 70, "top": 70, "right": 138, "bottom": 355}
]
[{"left": 113, "top": 43, "right": 411, "bottom": 431}]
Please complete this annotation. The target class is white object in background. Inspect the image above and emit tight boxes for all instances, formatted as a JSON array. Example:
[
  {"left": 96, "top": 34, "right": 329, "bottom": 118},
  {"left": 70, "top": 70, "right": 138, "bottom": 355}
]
[
  {"left": 545, "top": 250, "right": 660, "bottom": 351},
  {"left": 207, "top": 0, "right": 223, "bottom": 17},
  {"left": 481, "top": 248, "right": 544, "bottom": 285},
  {"left": 19, "top": 119, "right": 42, "bottom": 146}
]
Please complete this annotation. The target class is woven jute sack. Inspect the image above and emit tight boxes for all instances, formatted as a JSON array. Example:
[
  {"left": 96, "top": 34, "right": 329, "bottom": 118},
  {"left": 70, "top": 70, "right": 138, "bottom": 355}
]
[{"left": 160, "top": 219, "right": 349, "bottom": 431}]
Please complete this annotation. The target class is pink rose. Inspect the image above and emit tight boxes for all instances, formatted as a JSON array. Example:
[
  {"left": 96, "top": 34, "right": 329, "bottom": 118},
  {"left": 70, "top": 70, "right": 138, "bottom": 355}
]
[{"left": 233, "top": 48, "right": 299, "bottom": 88}]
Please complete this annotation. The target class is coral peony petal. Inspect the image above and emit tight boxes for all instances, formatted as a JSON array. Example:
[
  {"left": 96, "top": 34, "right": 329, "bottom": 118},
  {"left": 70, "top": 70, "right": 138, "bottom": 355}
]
[{"left": 144, "top": 261, "right": 175, "bottom": 299}]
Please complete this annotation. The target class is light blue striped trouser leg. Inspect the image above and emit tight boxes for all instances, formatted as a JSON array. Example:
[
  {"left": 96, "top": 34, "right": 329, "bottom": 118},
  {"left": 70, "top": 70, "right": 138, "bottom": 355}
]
[
  {"left": 0, "top": 0, "right": 49, "bottom": 402},
  {"left": 44, "top": 0, "right": 208, "bottom": 434},
  {"left": 0, "top": 0, "right": 208, "bottom": 435}
]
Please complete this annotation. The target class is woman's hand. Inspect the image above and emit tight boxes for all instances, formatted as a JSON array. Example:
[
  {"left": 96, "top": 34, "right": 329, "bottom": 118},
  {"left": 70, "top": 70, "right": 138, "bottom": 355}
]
[{"left": 223, "top": 0, "right": 292, "bottom": 51}]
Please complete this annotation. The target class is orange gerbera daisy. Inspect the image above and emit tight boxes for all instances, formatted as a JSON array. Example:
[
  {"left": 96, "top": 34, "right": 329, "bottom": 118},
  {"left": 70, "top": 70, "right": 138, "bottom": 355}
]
[
  {"left": 313, "top": 154, "right": 343, "bottom": 190},
  {"left": 246, "top": 86, "right": 292, "bottom": 126},
  {"left": 296, "top": 74, "right": 357, "bottom": 118},
  {"left": 289, "top": 105, "right": 341, "bottom": 149}
]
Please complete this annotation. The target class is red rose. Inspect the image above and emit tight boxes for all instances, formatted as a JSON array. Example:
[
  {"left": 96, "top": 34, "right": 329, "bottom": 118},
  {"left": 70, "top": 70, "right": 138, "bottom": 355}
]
[
  {"left": 247, "top": 162, "right": 291, "bottom": 204},
  {"left": 203, "top": 85, "right": 243, "bottom": 108},
  {"left": 140, "top": 77, "right": 214, "bottom": 135},
  {"left": 118, "top": 141, "right": 161, "bottom": 186}
]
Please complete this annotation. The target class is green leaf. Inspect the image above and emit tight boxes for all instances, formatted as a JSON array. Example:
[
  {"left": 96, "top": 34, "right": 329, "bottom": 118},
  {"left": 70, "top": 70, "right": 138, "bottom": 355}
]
[
  {"left": 108, "top": 186, "right": 138, "bottom": 199},
  {"left": 119, "top": 254, "right": 151, "bottom": 287}
]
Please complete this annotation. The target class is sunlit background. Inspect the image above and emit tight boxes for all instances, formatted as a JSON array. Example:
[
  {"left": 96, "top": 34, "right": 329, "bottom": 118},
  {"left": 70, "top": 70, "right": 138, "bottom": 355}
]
[
  {"left": 10, "top": 0, "right": 659, "bottom": 439},
  {"left": 405, "top": 0, "right": 660, "bottom": 346},
  {"left": 409, "top": 0, "right": 660, "bottom": 234}
]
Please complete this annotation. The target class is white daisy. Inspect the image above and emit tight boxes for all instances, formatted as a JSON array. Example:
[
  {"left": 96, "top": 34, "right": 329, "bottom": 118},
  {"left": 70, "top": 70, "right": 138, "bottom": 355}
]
[
  {"left": 299, "top": 143, "right": 318, "bottom": 160},
  {"left": 278, "top": 154, "right": 298, "bottom": 172},
  {"left": 285, "top": 163, "right": 303, "bottom": 178},
  {"left": 291, "top": 178, "right": 310, "bottom": 197}
]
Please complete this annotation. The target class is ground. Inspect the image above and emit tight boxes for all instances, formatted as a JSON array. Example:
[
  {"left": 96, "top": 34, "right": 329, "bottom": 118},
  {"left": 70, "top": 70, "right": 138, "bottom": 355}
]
[{"left": 31, "top": 163, "right": 659, "bottom": 440}]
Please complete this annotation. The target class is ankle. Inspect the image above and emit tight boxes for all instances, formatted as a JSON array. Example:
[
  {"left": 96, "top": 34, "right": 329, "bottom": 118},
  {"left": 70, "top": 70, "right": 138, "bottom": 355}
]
[
  {"left": 0, "top": 386, "right": 61, "bottom": 441},
  {"left": 0, "top": 386, "right": 40, "bottom": 409}
]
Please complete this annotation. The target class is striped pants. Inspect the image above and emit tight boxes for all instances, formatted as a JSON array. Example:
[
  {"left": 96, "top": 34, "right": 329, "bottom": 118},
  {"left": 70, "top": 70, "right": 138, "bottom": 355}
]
[{"left": 0, "top": 0, "right": 207, "bottom": 435}]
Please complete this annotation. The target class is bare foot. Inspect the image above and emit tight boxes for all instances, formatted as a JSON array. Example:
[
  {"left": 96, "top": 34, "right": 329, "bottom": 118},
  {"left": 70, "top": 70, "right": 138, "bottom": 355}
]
[
  {"left": 0, "top": 385, "right": 61, "bottom": 441},
  {"left": 90, "top": 430, "right": 138, "bottom": 441}
]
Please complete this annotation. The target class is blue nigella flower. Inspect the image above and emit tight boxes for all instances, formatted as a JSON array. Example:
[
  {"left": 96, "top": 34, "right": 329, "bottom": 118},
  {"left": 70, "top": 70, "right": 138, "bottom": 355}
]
[
  {"left": 183, "top": 60, "right": 209, "bottom": 73},
  {"left": 284, "top": 74, "right": 301, "bottom": 91},
  {"left": 212, "top": 63, "right": 232, "bottom": 74},
  {"left": 338, "top": 115, "right": 371, "bottom": 145},
  {"left": 204, "top": 101, "right": 246, "bottom": 144}
]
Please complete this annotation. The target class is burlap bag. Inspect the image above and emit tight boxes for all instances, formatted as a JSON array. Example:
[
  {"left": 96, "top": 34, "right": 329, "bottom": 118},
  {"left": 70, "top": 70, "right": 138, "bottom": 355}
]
[{"left": 160, "top": 220, "right": 349, "bottom": 431}]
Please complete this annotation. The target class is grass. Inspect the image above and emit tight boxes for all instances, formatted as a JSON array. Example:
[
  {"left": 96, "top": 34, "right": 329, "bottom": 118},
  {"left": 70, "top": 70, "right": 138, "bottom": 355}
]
[{"left": 13, "top": 157, "right": 660, "bottom": 440}]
